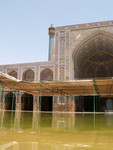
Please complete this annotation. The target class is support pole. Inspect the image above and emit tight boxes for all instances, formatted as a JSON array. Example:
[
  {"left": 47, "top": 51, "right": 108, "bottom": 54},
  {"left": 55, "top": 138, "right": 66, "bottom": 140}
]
[
  {"left": 61, "top": 96, "right": 62, "bottom": 112},
  {"left": 93, "top": 81, "right": 95, "bottom": 113},
  {"left": 96, "top": 96, "right": 98, "bottom": 112},
  {"left": 1, "top": 88, "right": 4, "bottom": 110},
  {"left": 66, "top": 96, "right": 68, "bottom": 112},
  {"left": 52, "top": 90, "right": 54, "bottom": 112},
  {"left": 12, "top": 89, "right": 15, "bottom": 111},
  {"left": 93, "top": 80, "right": 96, "bottom": 131},
  {"left": 40, "top": 85, "right": 42, "bottom": 111},
  {"left": 28, "top": 94, "right": 30, "bottom": 111},
  {"left": 11, "top": 82, "right": 15, "bottom": 128},
  {"left": 38, "top": 85, "right": 42, "bottom": 134},
  {"left": 23, "top": 95, "right": 25, "bottom": 111},
  {"left": 0, "top": 81, "right": 2, "bottom": 110}
]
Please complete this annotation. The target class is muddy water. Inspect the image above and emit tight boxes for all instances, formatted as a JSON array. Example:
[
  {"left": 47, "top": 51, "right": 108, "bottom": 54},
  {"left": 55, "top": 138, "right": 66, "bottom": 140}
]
[{"left": 0, "top": 111, "right": 113, "bottom": 150}]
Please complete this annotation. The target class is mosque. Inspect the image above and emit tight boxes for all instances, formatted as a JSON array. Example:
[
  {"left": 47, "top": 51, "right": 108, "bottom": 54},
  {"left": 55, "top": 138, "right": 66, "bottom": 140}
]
[{"left": 0, "top": 20, "right": 113, "bottom": 112}]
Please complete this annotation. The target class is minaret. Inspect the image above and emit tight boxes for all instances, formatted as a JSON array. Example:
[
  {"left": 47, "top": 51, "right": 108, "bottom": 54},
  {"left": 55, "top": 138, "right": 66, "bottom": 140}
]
[{"left": 48, "top": 24, "right": 55, "bottom": 61}]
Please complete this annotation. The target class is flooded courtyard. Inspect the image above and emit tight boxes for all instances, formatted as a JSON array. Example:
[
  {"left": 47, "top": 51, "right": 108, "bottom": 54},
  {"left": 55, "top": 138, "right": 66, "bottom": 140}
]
[{"left": 0, "top": 111, "right": 113, "bottom": 150}]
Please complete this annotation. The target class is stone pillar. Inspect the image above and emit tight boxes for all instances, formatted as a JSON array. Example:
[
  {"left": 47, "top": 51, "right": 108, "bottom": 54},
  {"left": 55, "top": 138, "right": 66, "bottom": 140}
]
[
  {"left": 53, "top": 96, "right": 58, "bottom": 111},
  {"left": 15, "top": 91, "right": 22, "bottom": 111},
  {"left": 33, "top": 96, "right": 39, "bottom": 111},
  {"left": 69, "top": 96, "right": 75, "bottom": 112}
]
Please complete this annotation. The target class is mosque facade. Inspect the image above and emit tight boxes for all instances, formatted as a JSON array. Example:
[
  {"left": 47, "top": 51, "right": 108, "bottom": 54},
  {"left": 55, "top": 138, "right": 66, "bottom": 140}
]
[{"left": 0, "top": 20, "right": 113, "bottom": 112}]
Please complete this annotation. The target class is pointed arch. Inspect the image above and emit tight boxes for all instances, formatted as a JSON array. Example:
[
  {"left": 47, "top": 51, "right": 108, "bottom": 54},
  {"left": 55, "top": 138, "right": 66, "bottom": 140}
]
[
  {"left": 5, "top": 92, "right": 16, "bottom": 110},
  {"left": 7, "top": 70, "right": 18, "bottom": 79},
  {"left": 22, "top": 69, "right": 34, "bottom": 82},
  {"left": 21, "top": 93, "right": 33, "bottom": 111},
  {"left": 40, "top": 68, "right": 53, "bottom": 81}
]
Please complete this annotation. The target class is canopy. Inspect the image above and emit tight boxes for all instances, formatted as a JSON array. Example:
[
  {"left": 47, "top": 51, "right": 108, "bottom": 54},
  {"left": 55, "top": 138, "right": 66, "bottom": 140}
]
[{"left": 0, "top": 72, "right": 113, "bottom": 97}]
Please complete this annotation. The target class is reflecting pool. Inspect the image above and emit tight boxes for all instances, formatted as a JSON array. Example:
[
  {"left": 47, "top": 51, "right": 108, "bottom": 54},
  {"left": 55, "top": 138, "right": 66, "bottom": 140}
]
[{"left": 0, "top": 111, "right": 113, "bottom": 150}]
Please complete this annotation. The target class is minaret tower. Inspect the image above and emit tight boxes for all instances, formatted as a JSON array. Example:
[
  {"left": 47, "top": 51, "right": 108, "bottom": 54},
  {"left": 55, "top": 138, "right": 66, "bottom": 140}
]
[{"left": 48, "top": 24, "right": 55, "bottom": 61}]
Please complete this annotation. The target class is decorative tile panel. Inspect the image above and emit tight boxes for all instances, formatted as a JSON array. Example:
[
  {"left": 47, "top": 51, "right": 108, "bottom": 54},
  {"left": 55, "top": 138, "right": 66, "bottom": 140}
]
[
  {"left": 59, "top": 67, "right": 64, "bottom": 80},
  {"left": 55, "top": 64, "right": 58, "bottom": 80},
  {"left": 55, "top": 32, "right": 59, "bottom": 62},
  {"left": 60, "top": 39, "right": 65, "bottom": 58},
  {"left": 22, "top": 67, "right": 35, "bottom": 72},
  {"left": 36, "top": 66, "right": 39, "bottom": 81},
  {"left": 59, "top": 96, "right": 64, "bottom": 103},
  {"left": 60, "top": 31, "right": 65, "bottom": 36},
  {"left": 66, "top": 31, "right": 69, "bottom": 80},
  {"left": 59, "top": 59, "right": 65, "bottom": 65}
]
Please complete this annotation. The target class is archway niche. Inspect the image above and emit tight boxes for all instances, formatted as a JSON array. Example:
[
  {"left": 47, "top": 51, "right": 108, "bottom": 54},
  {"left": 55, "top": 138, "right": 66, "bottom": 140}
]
[
  {"left": 22, "top": 69, "right": 34, "bottom": 82},
  {"left": 40, "top": 68, "right": 53, "bottom": 111},
  {"left": 40, "top": 68, "right": 53, "bottom": 81},
  {"left": 8, "top": 70, "right": 17, "bottom": 79},
  {"left": 5, "top": 92, "right": 16, "bottom": 110},
  {"left": 21, "top": 93, "right": 33, "bottom": 111},
  {"left": 73, "top": 31, "right": 113, "bottom": 112}
]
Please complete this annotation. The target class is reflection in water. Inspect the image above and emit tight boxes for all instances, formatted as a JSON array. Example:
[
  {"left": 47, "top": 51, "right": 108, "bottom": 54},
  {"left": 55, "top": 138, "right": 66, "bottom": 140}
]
[
  {"left": 0, "top": 112, "right": 113, "bottom": 149},
  {"left": 106, "top": 113, "right": 113, "bottom": 127},
  {"left": 1, "top": 112, "right": 113, "bottom": 130},
  {"left": 0, "top": 142, "right": 79, "bottom": 150},
  {"left": 20, "top": 112, "right": 33, "bottom": 129},
  {"left": 32, "top": 112, "right": 39, "bottom": 129},
  {"left": 0, "top": 111, "right": 4, "bottom": 128},
  {"left": 13, "top": 111, "right": 21, "bottom": 130},
  {"left": 52, "top": 113, "right": 75, "bottom": 129}
]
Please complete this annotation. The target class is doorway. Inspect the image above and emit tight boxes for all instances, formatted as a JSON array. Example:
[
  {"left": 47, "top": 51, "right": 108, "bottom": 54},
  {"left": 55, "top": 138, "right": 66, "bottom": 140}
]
[{"left": 39, "top": 96, "right": 53, "bottom": 111}]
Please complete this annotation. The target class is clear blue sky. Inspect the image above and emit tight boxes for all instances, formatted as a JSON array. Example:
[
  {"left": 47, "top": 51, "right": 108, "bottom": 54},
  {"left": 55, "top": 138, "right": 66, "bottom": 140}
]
[{"left": 0, "top": 0, "right": 113, "bottom": 65}]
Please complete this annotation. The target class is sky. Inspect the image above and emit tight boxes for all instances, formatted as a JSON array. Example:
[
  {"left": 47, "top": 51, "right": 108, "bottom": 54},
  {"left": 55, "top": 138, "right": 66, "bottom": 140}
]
[{"left": 0, "top": 0, "right": 113, "bottom": 65}]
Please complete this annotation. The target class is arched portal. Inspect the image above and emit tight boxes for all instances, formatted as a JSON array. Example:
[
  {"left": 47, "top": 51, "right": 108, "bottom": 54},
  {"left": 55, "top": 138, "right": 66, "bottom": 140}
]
[
  {"left": 8, "top": 70, "right": 17, "bottom": 78},
  {"left": 73, "top": 31, "right": 113, "bottom": 112},
  {"left": 40, "top": 68, "right": 53, "bottom": 81},
  {"left": 73, "top": 31, "right": 113, "bottom": 79},
  {"left": 40, "top": 68, "right": 53, "bottom": 111},
  {"left": 5, "top": 92, "right": 15, "bottom": 110},
  {"left": 21, "top": 93, "right": 33, "bottom": 111},
  {"left": 39, "top": 96, "right": 53, "bottom": 111},
  {"left": 23, "top": 69, "right": 34, "bottom": 82}
]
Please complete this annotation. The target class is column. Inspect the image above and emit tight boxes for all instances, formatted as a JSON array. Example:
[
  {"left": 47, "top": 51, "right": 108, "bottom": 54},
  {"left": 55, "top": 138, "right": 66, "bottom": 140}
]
[
  {"left": 33, "top": 95, "right": 39, "bottom": 111},
  {"left": 69, "top": 96, "right": 75, "bottom": 112},
  {"left": 15, "top": 91, "right": 22, "bottom": 111}
]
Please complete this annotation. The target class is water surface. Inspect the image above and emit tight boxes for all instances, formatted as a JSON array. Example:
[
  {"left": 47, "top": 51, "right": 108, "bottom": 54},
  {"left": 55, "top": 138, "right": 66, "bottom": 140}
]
[{"left": 0, "top": 111, "right": 113, "bottom": 150}]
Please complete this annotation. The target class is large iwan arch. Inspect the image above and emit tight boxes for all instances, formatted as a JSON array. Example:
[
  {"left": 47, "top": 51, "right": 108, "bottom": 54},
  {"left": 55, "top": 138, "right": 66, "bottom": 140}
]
[
  {"left": 72, "top": 31, "right": 113, "bottom": 79},
  {"left": 72, "top": 30, "right": 113, "bottom": 112}
]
